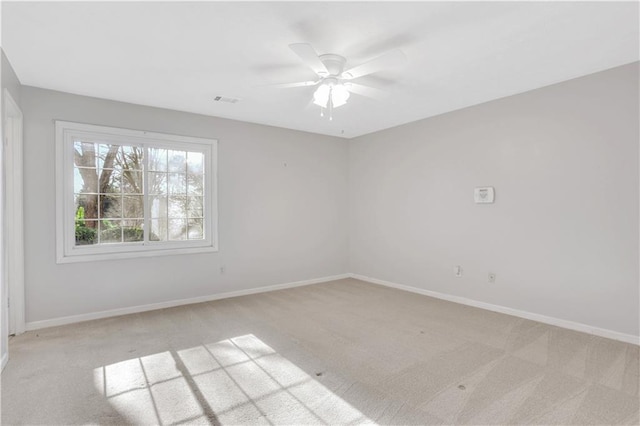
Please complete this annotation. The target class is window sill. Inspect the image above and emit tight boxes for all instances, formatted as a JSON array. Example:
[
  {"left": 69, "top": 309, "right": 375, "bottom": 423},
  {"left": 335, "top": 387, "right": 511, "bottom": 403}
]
[{"left": 56, "top": 245, "right": 218, "bottom": 264}]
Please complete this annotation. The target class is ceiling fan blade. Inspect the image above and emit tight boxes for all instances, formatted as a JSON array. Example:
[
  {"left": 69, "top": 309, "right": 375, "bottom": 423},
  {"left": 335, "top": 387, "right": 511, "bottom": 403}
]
[
  {"left": 343, "top": 49, "right": 406, "bottom": 80},
  {"left": 346, "top": 83, "right": 386, "bottom": 99},
  {"left": 266, "top": 80, "right": 319, "bottom": 89},
  {"left": 289, "top": 43, "right": 329, "bottom": 76}
]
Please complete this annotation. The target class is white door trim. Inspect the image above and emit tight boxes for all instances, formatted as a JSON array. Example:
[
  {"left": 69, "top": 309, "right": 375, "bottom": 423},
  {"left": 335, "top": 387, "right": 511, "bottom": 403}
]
[{"left": 4, "top": 89, "right": 25, "bottom": 336}]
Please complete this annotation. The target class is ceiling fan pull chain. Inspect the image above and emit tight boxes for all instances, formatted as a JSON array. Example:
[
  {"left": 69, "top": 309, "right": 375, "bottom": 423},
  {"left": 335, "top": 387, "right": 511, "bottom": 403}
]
[{"left": 329, "top": 86, "right": 333, "bottom": 121}]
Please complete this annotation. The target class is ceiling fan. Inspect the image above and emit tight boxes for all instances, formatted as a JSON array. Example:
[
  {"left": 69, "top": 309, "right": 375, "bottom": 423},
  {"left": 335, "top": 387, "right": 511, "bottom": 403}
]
[{"left": 270, "top": 43, "right": 406, "bottom": 120}]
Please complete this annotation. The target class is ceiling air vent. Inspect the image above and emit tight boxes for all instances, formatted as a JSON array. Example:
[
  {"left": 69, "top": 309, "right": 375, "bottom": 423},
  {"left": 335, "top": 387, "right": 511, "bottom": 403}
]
[{"left": 213, "top": 95, "right": 241, "bottom": 104}]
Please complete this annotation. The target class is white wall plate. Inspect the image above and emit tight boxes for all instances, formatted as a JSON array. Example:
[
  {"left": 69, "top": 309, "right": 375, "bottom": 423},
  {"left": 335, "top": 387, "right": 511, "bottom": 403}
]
[{"left": 474, "top": 187, "right": 495, "bottom": 203}]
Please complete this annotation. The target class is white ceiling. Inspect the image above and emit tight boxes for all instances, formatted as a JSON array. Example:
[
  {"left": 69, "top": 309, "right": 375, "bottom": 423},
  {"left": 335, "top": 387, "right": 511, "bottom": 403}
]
[{"left": 3, "top": 2, "right": 638, "bottom": 139}]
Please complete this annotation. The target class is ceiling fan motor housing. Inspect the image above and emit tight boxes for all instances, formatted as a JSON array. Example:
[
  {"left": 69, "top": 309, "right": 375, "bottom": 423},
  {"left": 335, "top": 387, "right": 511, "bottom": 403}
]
[{"left": 318, "top": 54, "right": 346, "bottom": 76}]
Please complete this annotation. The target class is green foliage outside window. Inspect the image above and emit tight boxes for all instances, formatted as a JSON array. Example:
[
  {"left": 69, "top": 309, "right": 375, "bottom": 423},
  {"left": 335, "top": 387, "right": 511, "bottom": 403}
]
[
  {"left": 75, "top": 206, "right": 97, "bottom": 245},
  {"left": 76, "top": 206, "right": 148, "bottom": 244}
]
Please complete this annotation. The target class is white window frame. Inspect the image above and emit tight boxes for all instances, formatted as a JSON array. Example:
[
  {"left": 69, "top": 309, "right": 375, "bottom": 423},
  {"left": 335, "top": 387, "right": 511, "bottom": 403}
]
[{"left": 55, "top": 121, "right": 218, "bottom": 263}]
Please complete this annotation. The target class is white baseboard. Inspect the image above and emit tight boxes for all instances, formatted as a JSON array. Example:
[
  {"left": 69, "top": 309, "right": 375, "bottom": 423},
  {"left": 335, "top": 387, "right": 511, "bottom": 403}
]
[
  {"left": 25, "top": 273, "right": 350, "bottom": 331},
  {"left": 23, "top": 272, "right": 640, "bottom": 346},
  {"left": 350, "top": 273, "right": 640, "bottom": 346}
]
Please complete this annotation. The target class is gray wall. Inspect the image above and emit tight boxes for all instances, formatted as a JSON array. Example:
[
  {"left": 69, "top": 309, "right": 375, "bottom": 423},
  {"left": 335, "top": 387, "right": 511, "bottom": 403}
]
[
  {"left": 2, "top": 49, "right": 22, "bottom": 363},
  {"left": 21, "top": 87, "right": 349, "bottom": 323},
  {"left": 349, "top": 62, "right": 639, "bottom": 337}
]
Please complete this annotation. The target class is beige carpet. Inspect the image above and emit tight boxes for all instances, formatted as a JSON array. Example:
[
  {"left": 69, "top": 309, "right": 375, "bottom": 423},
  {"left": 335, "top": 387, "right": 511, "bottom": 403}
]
[{"left": 1, "top": 278, "right": 639, "bottom": 425}]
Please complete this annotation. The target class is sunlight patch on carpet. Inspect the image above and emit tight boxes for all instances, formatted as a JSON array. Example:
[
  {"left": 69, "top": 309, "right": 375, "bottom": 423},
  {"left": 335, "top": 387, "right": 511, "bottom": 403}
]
[{"left": 93, "top": 334, "right": 372, "bottom": 425}]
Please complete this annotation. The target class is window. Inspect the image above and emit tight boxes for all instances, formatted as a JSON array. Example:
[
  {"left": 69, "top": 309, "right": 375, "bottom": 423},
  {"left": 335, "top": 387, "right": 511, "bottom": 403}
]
[{"left": 56, "top": 121, "right": 217, "bottom": 263}]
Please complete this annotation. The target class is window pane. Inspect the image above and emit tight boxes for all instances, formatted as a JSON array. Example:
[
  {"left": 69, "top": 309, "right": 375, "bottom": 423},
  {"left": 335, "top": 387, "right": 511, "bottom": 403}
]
[
  {"left": 168, "top": 173, "right": 186, "bottom": 195},
  {"left": 168, "top": 150, "right": 187, "bottom": 173},
  {"left": 123, "top": 219, "right": 144, "bottom": 242},
  {"left": 187, "top": 174, "right": 203, "bottom": 196},
  {"left": 75, "top": 167, "right": 98, "bottom": 193},
  {"left": 76, "top": 219, "right": 98, "bottom": 245},
  {"left": 100, "top": 220, "right": 122, "bottom": 243},
  {"left": 100, "top": 194, "right": 122, "bottom": 219},
  {"left": 169, "top": 219, "right": 187, "bottom": 240},
  {"left": 122, "top": 170, "right": 143, "bottom": 194},
  {"left": 75, "top": 193, "right": 99, "bottom": 220},
  {"left": 150, "top": 196, "right": 167, "bottom": 218},
  {"left": 150, "top": 219, "right": 168, "bottom": 241},
  {"left": 74, "top": 140, "right": 93, "bottom": 153},
  {"left": 119, "top": 146, "right": 143, "bottom": 171},
  {"left": 148, "top": 148, "right": 168, "bottom": 172},
  {"left": 99, "top": 144, "right": 121, "bottom": 170},
  {"left": 187, "top": 152, "right": 204, "bottom": 175},
  {"left": 168, "top": 196, "right": 187, "bottom": 218},
  {"left": 98, "top": 169, "right": 121, "bottom": 194},
  {"left": 74, "top": 141, "right": 98, "bottom": 168},
  {"left": 188, "top": 219, "right": 203, "bottom": 240},
  {"left": 123, "top": 195, "right": 144, "bottom": 218},
  {"left": 187, "top": 197, "right": 203, "bottom": 218},
  {"left": 148, "top": 172, "right": 167, "bottom": 195}
]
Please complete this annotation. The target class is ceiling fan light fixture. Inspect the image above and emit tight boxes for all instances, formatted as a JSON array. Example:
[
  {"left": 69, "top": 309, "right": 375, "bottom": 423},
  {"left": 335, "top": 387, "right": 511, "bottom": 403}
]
[
  {"left": 313, "top": 83, "right": 331, "bottom": 107},
  {"left": 313, "top": 81, "right": 350, "bottom": 109},
  {"left": 331, "top": 84, "right": 350, "bottom": 108}
]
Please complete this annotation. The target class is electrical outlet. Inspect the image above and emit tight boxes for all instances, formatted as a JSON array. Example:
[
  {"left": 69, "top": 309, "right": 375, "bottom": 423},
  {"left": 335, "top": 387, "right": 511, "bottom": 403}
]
[
  {"left": 488, "top": 272, "right": 496, "bottom": 283},
  {"left": 454, "top": 266, "right": 463, "bottom": 277},
  {"left": 220, "top": 266, "right": 226, "bottom": 274}
]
